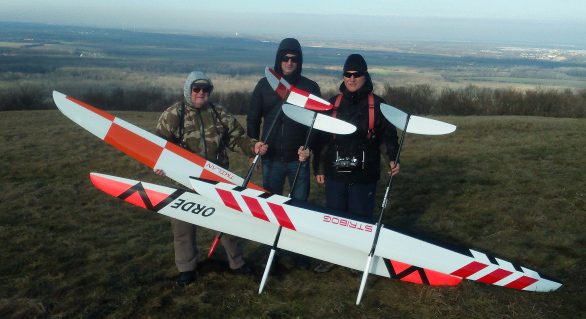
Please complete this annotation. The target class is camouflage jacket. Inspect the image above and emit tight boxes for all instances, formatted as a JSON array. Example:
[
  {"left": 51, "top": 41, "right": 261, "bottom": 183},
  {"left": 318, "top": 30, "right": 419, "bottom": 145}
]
[{"left": 156, "top": 101, "right": 258, "bottom": 167}]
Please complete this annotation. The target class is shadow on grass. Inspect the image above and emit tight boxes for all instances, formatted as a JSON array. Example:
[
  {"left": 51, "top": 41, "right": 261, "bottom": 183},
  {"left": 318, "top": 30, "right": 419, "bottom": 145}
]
[{"left": 384, "top": 156, "right": 483, "bottom": 226}]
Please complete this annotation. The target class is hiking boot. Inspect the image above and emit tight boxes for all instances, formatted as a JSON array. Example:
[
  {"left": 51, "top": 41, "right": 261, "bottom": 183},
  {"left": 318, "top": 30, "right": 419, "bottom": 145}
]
[
  {"left": 175, "top": 271, "right": 196, "bottom": 286},
  {"left": 231, "top": 264, "right": 253, "bottom": 275},
  {"left": 313, "top": 262, "right": 335, "bottom": 273}
]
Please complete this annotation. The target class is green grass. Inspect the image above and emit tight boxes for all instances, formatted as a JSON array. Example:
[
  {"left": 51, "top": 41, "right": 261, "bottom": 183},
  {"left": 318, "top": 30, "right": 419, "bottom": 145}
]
[{"left": 0, "top": 111, "right": 584, "bottom": 318}]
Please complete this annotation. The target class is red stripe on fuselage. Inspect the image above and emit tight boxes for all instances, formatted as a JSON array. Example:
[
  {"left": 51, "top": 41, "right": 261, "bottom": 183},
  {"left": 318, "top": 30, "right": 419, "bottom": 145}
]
[
  {"left": 242, "top": 195, "right": 270, "bottom": 222},
  {"left": 267, "top": 203, "right": 295, "bottom": 230},
  {"left": 451, "top": 261, "right": 488, "bottom": 278},
  {"left": 66, "top": 96, "right": 116, "bottom": 121}
]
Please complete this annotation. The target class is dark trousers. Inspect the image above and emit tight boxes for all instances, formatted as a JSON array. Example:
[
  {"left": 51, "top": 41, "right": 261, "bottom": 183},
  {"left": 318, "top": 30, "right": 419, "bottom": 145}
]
[
  {"left": 262, "top": 159, "right": 310, "bottom": 201},
  {"left": 325, "top": 178, "right": 377, "bottom": 220}
]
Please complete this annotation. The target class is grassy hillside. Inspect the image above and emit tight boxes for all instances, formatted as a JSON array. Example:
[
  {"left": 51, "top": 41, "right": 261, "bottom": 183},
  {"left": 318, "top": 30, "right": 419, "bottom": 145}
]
[{"left": 0, "top": 110, "right": 584, "bottom": 318}]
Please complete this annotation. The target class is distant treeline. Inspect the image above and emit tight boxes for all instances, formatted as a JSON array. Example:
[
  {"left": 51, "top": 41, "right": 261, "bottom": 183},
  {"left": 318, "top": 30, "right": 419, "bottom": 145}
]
[
  {"left": 382, "top": 84, "right": 586, "bottom": 118},
  {"left": 1, "top": 84, "right": 585, "bottom": 118}
]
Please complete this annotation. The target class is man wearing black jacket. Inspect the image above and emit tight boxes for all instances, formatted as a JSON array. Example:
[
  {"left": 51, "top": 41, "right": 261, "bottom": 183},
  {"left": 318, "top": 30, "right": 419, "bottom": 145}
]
[
  {"left": 312, "top": 54, "right": 400, "bottom": 273},
  {"left": 247, "top": 38, "right": 321, "bottom": 201},
  {"left": 314, "top": 54, "right": 400, "bottom": 218}
]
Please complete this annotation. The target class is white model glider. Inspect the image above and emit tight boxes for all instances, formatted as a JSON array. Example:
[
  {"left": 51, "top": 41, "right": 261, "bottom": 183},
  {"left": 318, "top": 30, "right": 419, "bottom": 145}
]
[{"left": 52, "top": 91, "right": 562, "bottom": 304}]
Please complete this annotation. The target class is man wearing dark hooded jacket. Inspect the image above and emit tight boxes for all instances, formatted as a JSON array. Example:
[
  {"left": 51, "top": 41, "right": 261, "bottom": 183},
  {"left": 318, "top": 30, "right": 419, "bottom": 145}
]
[{"left": 247, "top": 38, "right": 321, "bottom": 202}]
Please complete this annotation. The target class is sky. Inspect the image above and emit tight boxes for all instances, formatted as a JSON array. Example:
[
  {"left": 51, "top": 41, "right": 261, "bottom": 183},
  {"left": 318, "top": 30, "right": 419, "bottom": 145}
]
[{"left": 2, "top": 0, "right": 586, "bottom": 46}]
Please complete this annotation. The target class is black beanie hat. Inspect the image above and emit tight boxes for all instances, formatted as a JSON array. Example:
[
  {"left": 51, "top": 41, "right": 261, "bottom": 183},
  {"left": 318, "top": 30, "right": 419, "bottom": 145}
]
[{"left": 343, "top": 54, "right": 368, "bottom": 73}]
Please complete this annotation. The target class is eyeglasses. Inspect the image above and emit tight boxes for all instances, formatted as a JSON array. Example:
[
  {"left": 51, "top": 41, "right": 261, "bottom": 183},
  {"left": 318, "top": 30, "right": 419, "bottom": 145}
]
[
  {"left": 343, "top": 71, "right": 364, "bottom": 79},
  {"left": 192, "top": 86, "right": 212, "bottom": 93},
  {"left": 281, "top": 55, "right": 299, "bottom": 63}
]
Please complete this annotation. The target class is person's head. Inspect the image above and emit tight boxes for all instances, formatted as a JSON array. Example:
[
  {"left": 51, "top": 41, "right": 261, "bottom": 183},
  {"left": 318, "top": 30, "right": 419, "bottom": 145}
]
[
  {"left": 342, "top": 54, "right": 368, "bottom": 93},
  {"left": 183, "top": 71, "right": 214, "bottom": 108},
  {"left": 274, "top": 38, "right": 303, "bottom": 78}
]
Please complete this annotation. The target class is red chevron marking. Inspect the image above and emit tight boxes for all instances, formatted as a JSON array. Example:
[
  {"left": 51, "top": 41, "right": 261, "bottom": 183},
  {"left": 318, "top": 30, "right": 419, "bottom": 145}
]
[
  {"left": 451, "top": 261, "right": 489, "bottom": 278},
  {"left": 216, "top": 188, "right": 242, "bottom": 212},
  {"left": 504, "top": 275, "right": 538, "bottom": 290},
  {"left": 477, "top": 268, "right": 514, "bottom": 285},
  {"left": 242, "top": 195, "right": 270, "bottom": 222},
  {"left": 267, "top": 203, "right": 296, "bottom": 230}
]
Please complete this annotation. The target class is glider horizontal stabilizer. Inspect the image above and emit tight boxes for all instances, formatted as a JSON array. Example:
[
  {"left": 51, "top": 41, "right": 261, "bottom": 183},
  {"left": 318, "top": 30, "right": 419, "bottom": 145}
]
[
  {"left": 90, "top": 172, "right": 459, "bottom": 286},
  {"left": 52, "top": 91, "right": 264, "bottom": 191},
  {"left": 282, "top": 103, "right": 356, "bottom": 135},
  {"left": 189, "top": 177, "right": 561, "bottom": 293},
  {"left": 380, "top": 103, "right": 456, "bottom": 135}
]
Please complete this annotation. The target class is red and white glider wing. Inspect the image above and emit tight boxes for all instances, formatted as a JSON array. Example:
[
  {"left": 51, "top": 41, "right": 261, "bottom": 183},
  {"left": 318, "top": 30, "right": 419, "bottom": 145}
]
[
  {"left": 190, "top": 177, "right": 561, "bottom": 292},
  {"left": 378, "top": 229, "right": 562, "bottom": 291},
  {"left": 91, "top": 172, "right": 460, "bottom": 286},
  {"left": 52, "top": 91, "right": 264, "bottom": 191}
]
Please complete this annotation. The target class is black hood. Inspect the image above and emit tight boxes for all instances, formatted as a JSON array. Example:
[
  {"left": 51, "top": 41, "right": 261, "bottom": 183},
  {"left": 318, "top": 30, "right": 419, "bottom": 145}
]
[{"left": 274, "top": 38, "right": 303, "bottom": 82}]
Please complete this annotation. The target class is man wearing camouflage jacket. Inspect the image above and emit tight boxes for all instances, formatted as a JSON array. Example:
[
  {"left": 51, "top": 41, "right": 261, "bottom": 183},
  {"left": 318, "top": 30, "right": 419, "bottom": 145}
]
[{"left": 155, "top": 71, "right": 268, "bottom": 285}]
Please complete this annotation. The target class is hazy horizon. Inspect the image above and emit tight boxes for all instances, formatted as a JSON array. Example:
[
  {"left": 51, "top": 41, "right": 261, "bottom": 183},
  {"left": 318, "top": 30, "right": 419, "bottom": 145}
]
[{"left": 2, "top": 0, "right": 586, "bottom": 48}]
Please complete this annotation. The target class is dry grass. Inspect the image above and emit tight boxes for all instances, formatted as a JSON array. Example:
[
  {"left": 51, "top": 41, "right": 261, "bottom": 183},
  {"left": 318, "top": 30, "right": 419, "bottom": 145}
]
[{"left": 0, "top": 110, "right": 584, "bottom": 318}]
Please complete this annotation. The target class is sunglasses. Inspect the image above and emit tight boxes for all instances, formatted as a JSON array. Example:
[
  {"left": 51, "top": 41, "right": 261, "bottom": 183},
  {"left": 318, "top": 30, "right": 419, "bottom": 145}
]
[
  {"left": 343, "top": 71, "right": 365, "bottom": 78},
  {"left": 192, "top": 86, "right": 212, "bottom": 93},
  {"left": 281, "top": 55, "right": 299, "bottom": 63}
]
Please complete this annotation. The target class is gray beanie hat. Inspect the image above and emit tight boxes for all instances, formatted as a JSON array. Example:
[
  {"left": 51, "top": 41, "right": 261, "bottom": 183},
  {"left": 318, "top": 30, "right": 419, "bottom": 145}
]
[{"left": 183, "top": 71, "right": 214, "bottom": 105}]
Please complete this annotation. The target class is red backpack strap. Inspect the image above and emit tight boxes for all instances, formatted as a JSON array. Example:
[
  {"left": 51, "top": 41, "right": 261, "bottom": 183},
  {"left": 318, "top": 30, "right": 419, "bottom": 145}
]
[
  {"left": 333, "top": 94, "right": 343, "bottom": 118},
  {"left": 367, "top": 93, "right": 375, "bottom": 139},
  {"left": 332, "top": 94, "right": 343, "bottom": 139}
]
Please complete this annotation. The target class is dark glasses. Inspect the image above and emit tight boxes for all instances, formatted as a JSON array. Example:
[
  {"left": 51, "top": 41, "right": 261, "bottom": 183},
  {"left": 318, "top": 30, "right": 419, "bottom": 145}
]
[
  {"left": 343, "top": 71, "right": 364, "bottom": 78},
  {"left": 281, "top": 55, "right": 299, "bottom": 63},
  {"left": 192, "top": 86, "right": 212, "bottom": 93}
]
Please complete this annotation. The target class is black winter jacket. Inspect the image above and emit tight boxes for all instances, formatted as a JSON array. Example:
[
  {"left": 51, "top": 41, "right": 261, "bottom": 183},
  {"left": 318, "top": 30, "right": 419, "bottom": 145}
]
[{"left": 313, "top": 80, "right": 399, "bottom": 183}]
